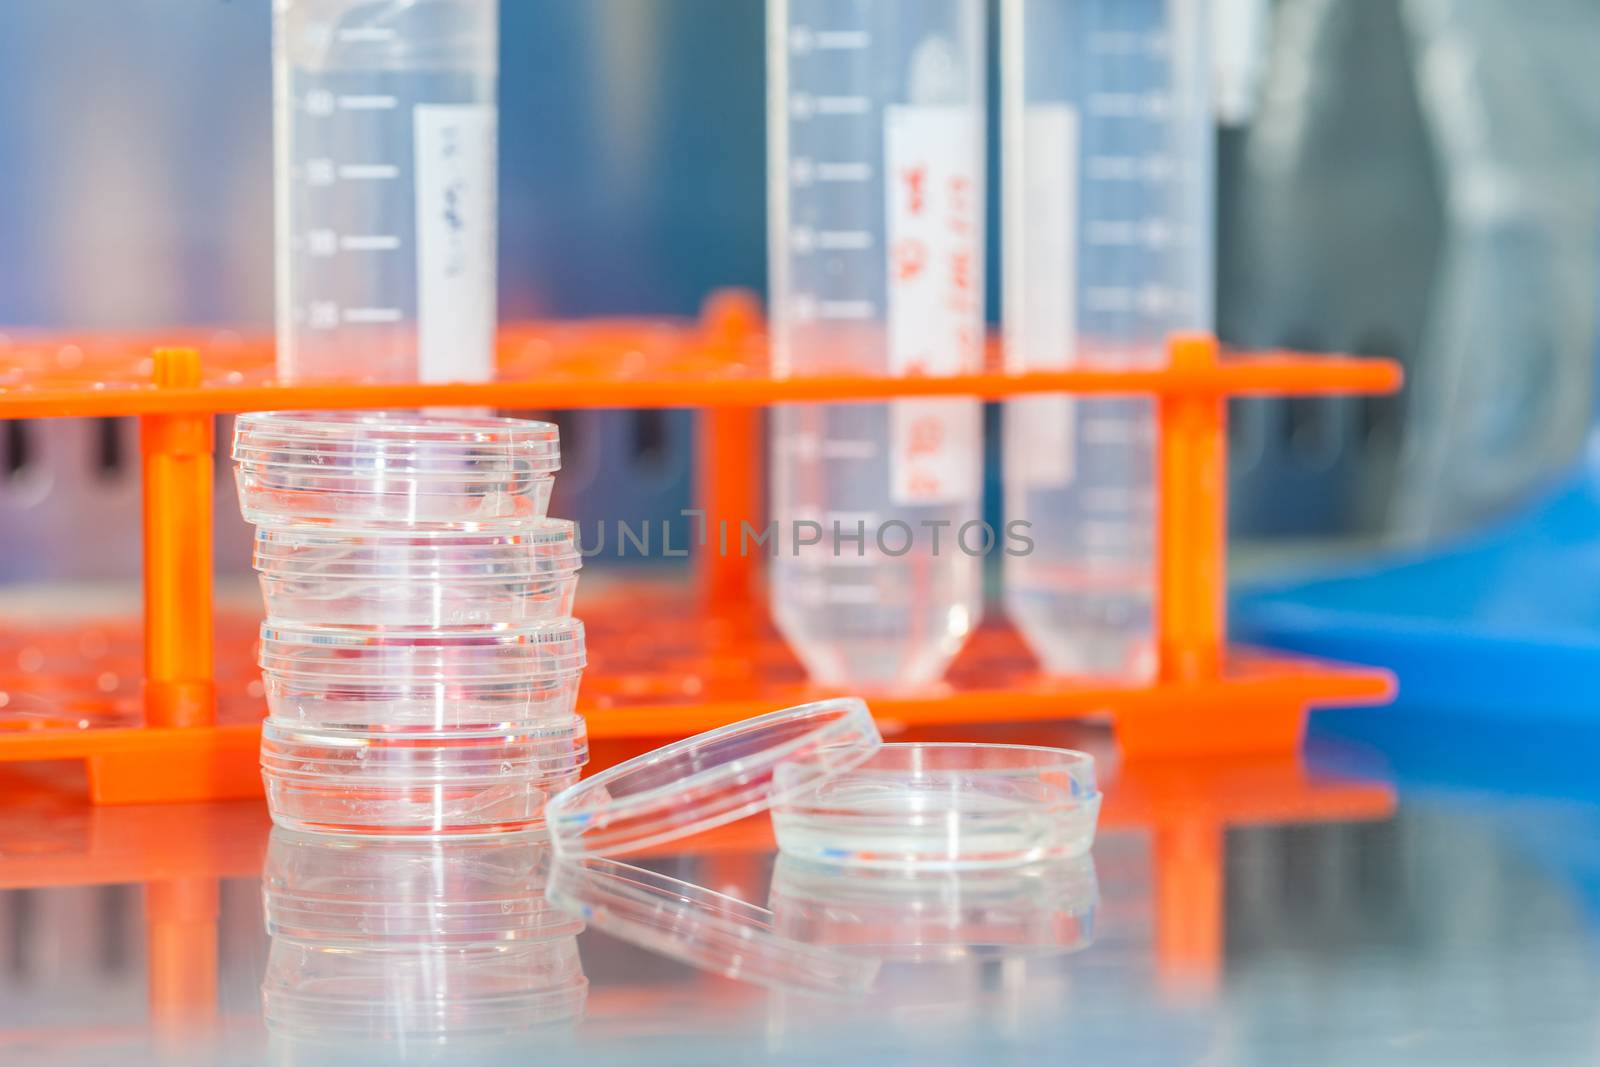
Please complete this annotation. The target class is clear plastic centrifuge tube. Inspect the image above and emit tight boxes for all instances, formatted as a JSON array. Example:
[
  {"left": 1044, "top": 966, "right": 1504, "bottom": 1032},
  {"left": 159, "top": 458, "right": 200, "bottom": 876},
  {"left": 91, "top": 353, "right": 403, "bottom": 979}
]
[
  {"left": 1001, "top": 0, "right": 1213, "bottom": 680},
  {"left": 274, "top": 0, "right": 498, "bottom": 382},
  {"left": 768, "top": 0, "right": 987, "bottom": 688}
]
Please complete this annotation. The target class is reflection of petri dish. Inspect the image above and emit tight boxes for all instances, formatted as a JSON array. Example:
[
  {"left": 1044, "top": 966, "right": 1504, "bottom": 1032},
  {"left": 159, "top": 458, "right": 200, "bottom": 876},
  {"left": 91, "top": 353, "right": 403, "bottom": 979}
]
[
  {"left": 262, "top": 936, "right": 587, "bottom": 1040},
  {"left": 546, "top": 697, "right": 882, "bottom": 859},
  {"left": 548, "top": 856, "right": 878, "bottom": 997},
  {"left": 769, "top": 853, "right": 1099, "bottom": 963},
  {"left": 771, "top": 743, "right": 1101, "bottom": 870},
  {"left": 263, "top": 829, "right": 582, "bottom": 944}
]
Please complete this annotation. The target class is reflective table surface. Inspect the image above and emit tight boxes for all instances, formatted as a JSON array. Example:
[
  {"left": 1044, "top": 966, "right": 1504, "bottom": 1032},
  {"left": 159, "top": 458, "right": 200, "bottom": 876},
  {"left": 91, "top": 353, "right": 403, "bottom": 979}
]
[{"left": 3, "top": 716, "right": 1599, "bottom": 1066}]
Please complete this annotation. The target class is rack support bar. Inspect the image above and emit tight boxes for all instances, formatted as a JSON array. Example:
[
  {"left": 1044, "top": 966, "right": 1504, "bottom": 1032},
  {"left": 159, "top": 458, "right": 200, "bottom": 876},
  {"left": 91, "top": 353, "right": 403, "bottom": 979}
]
[
  {"left": 696, "top": 292, "right": 766, "bottom": 609},
  {"left": 1158, "top": 334, "right": 1228, "bottom": 683},
  {"left": 141, "top": 348, "right": 216, "bottom": 729}
]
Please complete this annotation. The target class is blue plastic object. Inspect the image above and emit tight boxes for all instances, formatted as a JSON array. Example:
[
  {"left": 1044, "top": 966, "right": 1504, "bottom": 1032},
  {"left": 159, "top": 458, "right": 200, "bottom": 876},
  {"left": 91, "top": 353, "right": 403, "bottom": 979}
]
[{"left": 1236, "top": 456, "right": 1600, "bottom": 720}]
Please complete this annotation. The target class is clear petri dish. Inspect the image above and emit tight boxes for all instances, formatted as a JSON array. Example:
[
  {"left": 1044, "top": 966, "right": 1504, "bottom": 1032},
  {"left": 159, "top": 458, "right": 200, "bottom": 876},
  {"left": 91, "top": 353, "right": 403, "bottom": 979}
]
[
  {"left": 545, "top": 697, "right": 882, "bottom": 858},
  {"left": 260, "top": 671, "right": 584, "bottom": 731},
  {"left": 263, "top": 936, "right": 587, "bottom": 1040},
  {"left": 254, "top": 520, "right": 581, "bottom": 628},
  {"left": 768, "top": 852, "right": 1099, "bottom": 962},
  {"left": 233, "top": 411, "right": 561, "bottom": 470},
  {"left": 259, "top": 618, "right": 587, "bottom": 674},
  {"left": 235, "top": 468, "right": 555, "bottom": 530},
  {"left": 261, "top": 721, "right": 588, "bottom": 837},
  {"left": 770, "top": 743, "right": 1101, "bottom": 870},
  {"left": 547, "top": 857, "right": 877, "bottom": 997},
  {"left": 263, "top": 829, "right": 583, "bottom": 944},
  {"left": 259, "top": 619, "right": 585, "bottom": 728},
  {"left": 233, "top": 411, "right": 560, "bottom": 530}
]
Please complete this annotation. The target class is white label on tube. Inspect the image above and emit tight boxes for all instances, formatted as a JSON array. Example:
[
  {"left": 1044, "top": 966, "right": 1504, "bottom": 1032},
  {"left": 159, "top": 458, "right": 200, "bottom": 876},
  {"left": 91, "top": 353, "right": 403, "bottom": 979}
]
[
  {"left": 415, "top": 104, "right": 497, "bottom": 383},
  {"left": 1012, "top": 104, "right": 1079, "bottom": 488},
  {"left": 1009, "top": 394, "right": 1077, "bottom": 489},
  {"left": 889, "top": 397, "right": 984, "bottom": 506},
  {"left": 885, "top": 105, "right": 983, "bottom": 507}
]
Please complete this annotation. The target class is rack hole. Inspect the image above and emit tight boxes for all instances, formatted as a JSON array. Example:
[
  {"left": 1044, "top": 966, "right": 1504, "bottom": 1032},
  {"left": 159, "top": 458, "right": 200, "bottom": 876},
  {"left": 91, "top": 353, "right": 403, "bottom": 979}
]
[
  {"left": 215, "top": 415, "right": 232, "bottom": 481},
  {"left": 629, "top": 410, "right": 670, "bottom": 472},
  {"left": 99, "top": 885, "right": 133, "bottom": 971},
  {"left": 552, "top": 412, "right": 584, "bottom": 472},
  {"left": 1351, "top": 332, "right": 1406, "bottom": 455},
  {"left": 1359, "top": 393, "right": 1404, "bottom": 455},
  {"left": 1229, "top": 398, "right": 1268, "bottom": 474},
  {"left": 4, "top": 421, "right": 33, "bottom": 482},
  {"left": 94, "top": 418, "right": 126, "bottom": 480},
  {"left": 1283, "top": 397, "right": 1345, "bottom": 472},
  {"left": 7, "top": 890, "right": 34, "bottom": 976}
]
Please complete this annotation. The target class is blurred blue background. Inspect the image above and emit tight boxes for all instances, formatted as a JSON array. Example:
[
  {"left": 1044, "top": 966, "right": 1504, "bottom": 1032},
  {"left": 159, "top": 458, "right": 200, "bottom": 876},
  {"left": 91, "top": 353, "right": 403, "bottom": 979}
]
[{"left": 0, "top": 1, "right": 769, "bottom": 325}]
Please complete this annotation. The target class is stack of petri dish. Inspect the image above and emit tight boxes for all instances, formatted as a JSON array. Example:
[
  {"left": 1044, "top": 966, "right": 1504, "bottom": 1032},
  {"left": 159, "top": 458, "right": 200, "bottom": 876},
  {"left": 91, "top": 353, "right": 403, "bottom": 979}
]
[{"left": 235, "top": 411, "right": 588, "bottom": 836}]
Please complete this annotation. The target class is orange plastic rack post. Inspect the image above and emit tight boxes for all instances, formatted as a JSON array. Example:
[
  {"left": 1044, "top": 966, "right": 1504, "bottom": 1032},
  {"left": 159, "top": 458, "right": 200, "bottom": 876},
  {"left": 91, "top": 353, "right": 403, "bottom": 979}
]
[
  {"left": 142, "top": 348, "right": 216, "bottom": 729},
  {"left": 694, "top": 291, "right": 767, "bottom": 611},
  {"left": 0, "top": 293, "right": 1401, "bottom": 803},
  {"left": 1158, "top": 335, "right": 1228, "bottom": 685},
  {"left": 76, "top": 350, "right": 260, "bottom": 805}
]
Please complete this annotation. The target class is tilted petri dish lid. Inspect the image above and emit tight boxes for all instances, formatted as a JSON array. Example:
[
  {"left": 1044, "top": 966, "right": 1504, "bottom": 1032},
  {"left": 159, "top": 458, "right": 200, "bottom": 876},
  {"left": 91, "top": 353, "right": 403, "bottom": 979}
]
[
  {"left": 547, "top": 857, "right": 878, "bottom": 997},
  {"left": 544, "top": 697, "right": 883, "bottom": 859}
]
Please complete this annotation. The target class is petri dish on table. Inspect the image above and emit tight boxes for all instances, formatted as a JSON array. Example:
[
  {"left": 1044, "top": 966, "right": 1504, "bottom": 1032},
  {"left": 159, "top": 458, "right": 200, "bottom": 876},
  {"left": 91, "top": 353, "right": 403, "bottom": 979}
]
[
  {"left": 771, "top": 743, "right": 1101, "bottom": 870},
  {"left": 540, "top": 702, "right": 1102, "bottom": 991}
]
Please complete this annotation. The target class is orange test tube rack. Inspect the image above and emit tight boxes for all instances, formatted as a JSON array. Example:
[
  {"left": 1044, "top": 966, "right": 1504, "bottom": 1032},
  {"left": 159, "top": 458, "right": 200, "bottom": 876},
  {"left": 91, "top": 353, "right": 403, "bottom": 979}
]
[{"left": 0, "top": 291, "right": 1400, "bottom": 804}]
